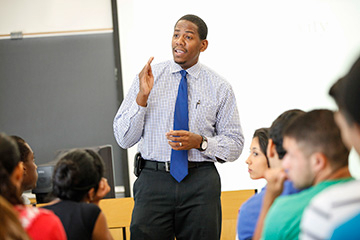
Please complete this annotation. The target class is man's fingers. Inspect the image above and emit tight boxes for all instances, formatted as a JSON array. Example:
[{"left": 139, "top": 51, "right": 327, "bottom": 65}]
[
  {"left": 147, "top": 56, "right": 154, "bottom": 65},
  {"left": 168, "top": 140, "right": 185, "bottom": 150},
  {"left": 166, "top": 130, "right": 188, "bottom": 137},
  {"left": 140, "top": 57, "right": 154, "bottom": 75},
  {"left": 145, "top": 57, "right": 154, "bottom": 72}
]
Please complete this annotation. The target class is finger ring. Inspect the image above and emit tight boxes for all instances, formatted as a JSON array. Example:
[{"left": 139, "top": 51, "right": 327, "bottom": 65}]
[{"left": 179, "top": 142, "right": 182, "bottom": 147}]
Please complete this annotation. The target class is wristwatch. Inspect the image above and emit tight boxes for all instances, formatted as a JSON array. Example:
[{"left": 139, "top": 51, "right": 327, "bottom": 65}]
[{"left": 198, "top": 135, "right": 208, "bottom": 151}]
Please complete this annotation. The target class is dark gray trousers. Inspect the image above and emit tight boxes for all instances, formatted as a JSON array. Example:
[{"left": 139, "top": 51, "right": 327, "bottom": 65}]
[{"left": 130, "top": 163, "right": 222, "bottom": 240}]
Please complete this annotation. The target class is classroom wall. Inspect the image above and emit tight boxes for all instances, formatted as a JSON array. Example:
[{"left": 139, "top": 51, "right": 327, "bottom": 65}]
[
  {"left": 1, "top": 0, "right": 360, "bottom": 195},
  {"left": 0, "top": 0, "right": 112, "bottom": 34},
  {"left": 117, "top": 0, "right": 360, "bottom": 193}
]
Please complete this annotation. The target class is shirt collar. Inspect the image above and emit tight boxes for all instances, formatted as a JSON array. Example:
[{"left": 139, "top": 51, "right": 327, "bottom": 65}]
[{"left": 170, "top": 60, "right": 202, "bottom": 79}]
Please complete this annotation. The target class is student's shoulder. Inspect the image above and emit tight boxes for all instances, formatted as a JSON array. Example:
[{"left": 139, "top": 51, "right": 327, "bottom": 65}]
[
  {"left": 64, "top": 200, "right": 101, "bottom": 213},
  {"left": 30, "top": 208, "right": 67, "bottom": 239},
  {"left": 271, "top": 190, "right": 307, "bottom": 212},
  {"left": 310, "top": 179, "right": 360, "bottom": 208},
  {"left": 241, "top": 191, "right": 264, "bottom": 209},
  {"left": 35, "top": 207, "right": 63, "bottom": 221}
]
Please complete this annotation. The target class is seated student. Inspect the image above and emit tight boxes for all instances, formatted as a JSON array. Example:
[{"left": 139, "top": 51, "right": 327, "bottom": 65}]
[
  {"left": 259, "top": 110, "right": 352, "bottom": 240},
  {"left": 43, "top": 149, "right": 113, "bottom": 240},
  {"left": 237, "top": 128, "right": 270, "bottom": 240},
  {"left": 329, "top": 55, "right": 360, "bottom": 239},
  {"left": 299, "top": 74, "right": 360, "bottom": 240},
  {"left": 0, "top": 195, "right": 30, "bottom": 240},
  {"left": 0, "top": 132, "right": 66, "bottom": 240},
  {"left": 251, "top": 109, "right": 305, "bottom": 240},
  {"left": 265, "top": 109, "right": 304, "bottom": 195},
  {"left": 10, "top": 136, "right": 38, "bottom": 205},
  {"left": 299, "top": 56, "right": 360, "bottom": 240}
]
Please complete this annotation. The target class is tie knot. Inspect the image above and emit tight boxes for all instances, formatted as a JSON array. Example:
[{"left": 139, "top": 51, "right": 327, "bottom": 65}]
[{"left": 180, "top": 70, "right": 187, "bottom": 77}]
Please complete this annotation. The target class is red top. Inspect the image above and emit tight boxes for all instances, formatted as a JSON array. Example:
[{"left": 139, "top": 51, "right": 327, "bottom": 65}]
[{"left": 14, "top": 205, "right": 67, "bottom": 240}]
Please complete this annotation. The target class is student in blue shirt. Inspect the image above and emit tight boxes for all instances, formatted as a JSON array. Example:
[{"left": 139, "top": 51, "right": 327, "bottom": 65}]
[
  {"left": 238, "top": 109, "right": 304, "bottom": 240},
  {"left": 237, "top": 128, "right": 270, "bottom": 240}
]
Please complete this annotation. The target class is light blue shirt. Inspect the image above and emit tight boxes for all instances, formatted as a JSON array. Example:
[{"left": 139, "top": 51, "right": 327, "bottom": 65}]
[
  {"left": 237, "top": 181, "right": 300, "bottom": 240},
  {"left": 113, "top": 60, "right": 244, "bottom": 162}
]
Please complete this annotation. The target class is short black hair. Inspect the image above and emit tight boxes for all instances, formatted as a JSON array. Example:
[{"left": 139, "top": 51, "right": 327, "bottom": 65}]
[
  {"left": 269, "top": 109, "right": 305, "bottom": 159},
  {"left": 176, "top": 14, "right": 208, "bottom": 40},
  {"left": 283, "top": 109, "right": 349, "bottom": 169},
  {"left": 340, "top": 56, "right": 360, "bottom": 125},
  {"left": 329, "top": 77, "right": 346, "bottom": 110},
  {"left": 52, "top": 149, "right": 105, "bottom": 202}
]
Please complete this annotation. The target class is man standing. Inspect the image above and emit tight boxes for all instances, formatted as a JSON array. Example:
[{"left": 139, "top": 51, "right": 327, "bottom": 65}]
[{"left": 113, "top": 14, "right": 244, "bottom": 240}]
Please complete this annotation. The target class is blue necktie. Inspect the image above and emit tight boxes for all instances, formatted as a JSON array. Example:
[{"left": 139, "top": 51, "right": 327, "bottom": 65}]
[{"left": 170, "top": 70, "right": 189, "bottom": 182}]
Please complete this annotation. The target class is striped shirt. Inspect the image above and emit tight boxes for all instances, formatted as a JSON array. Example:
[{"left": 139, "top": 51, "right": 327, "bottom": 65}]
[
  {"left": 300, "top": 179, "right": 360, "bottom": 240},
  {"left": 113, "top": 60, "right": 244, "bottom": 162}
]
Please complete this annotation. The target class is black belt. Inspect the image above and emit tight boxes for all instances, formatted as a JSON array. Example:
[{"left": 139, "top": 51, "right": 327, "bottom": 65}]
[{"left": 142, "top": 160, "right": 214, "bottom": 172}]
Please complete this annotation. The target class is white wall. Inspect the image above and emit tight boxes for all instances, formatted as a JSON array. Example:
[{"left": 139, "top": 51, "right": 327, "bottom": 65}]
[
  {"left": 1, "top": 0, "right": 360, "bottom": 194},
  {"left": 0, "top": 0, "right": 112, "bottom": 35},
  {"left": 117, "top": 0, "right": 360, "bottom": 194}
]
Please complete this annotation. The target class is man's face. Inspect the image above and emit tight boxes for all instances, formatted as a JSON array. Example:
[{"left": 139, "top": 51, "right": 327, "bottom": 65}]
[
  {"left": 172, "top": 20, "right": 207, "bottom": 70},
  {"left": 22, "top": 143, "right": 38, "bottom": 191},
  {"left": 282, "top": 137, "right": 314, "bottom": 189}
]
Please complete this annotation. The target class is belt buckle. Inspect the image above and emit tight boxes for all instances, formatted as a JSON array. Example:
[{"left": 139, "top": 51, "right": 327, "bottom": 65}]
[{"left": 165, "top": 162, "right": 170, "bottom": 172}]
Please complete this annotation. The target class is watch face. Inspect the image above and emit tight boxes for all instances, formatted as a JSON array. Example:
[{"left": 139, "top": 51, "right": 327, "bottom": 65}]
[{"left": 202, "top": 140, "right": 208, "bottom": 150}]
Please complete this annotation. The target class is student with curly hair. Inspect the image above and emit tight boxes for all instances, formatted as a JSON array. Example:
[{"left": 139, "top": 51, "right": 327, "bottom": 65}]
[{"left": 43, "top": 149, "right": 113, "bottom": 240}]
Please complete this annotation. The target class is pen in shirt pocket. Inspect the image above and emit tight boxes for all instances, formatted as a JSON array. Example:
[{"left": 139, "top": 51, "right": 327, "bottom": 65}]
[{"left": 195, "top": 100, "right": 201, "bottom": 109}]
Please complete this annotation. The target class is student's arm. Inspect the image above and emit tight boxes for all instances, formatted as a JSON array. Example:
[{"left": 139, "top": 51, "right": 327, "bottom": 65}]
[
  {"left": 92, "top": 212, "right": 113, "bottom": 240},
  {"left": 253, "top": 168, "right": 287, "bottom": 240}
]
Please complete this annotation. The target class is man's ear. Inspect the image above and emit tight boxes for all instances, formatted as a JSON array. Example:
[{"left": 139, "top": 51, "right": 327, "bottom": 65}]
[
  {"left": 267, "top": 139, "right": 276, "bottom": 158},
  {"left": 310, "top": 152, "right": 327, "bottom": 173},
  {"left": 200, "top": 39, "right": 208, "bottom": 52}
]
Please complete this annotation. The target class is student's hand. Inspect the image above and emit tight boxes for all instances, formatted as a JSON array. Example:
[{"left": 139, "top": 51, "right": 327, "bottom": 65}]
[
  {"left": 253, "top": 168, "right": 287, "bottom": 240},
  {"left": 166, "top": 130, "right": 203, "bottom": 150},
  {"left": 92, "top": 178, "right": 111, "bottom": 205},
  {"left": 264, "top": 168, "right": 287, "bottom": 198},
  {"left": 136, "top": 57, "right": 154, "bottom": 107}
]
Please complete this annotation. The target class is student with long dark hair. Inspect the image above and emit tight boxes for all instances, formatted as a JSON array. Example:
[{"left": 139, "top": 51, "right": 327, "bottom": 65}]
[
  {"left": 10, "top": 135, "right": 38, "bottom": 204},
  {"left": 0, "top": 132, "right": 66, "bottom": 240},
  {"left": 237, "top": 128, "right": 270, "bottom": 240}
]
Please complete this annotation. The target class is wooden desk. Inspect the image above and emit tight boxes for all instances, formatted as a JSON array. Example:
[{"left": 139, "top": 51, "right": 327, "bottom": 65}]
[
  {"left": 220, "top": 189, "right": 255, "bottom": 240},
  {"left": 99, "top": 197, "right": 134, "bottom": 240}
]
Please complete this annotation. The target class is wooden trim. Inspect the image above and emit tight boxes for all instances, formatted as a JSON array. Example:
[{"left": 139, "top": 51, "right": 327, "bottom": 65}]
[{"left": 0, "top": 28, "right": 113, "bottom": 38}]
